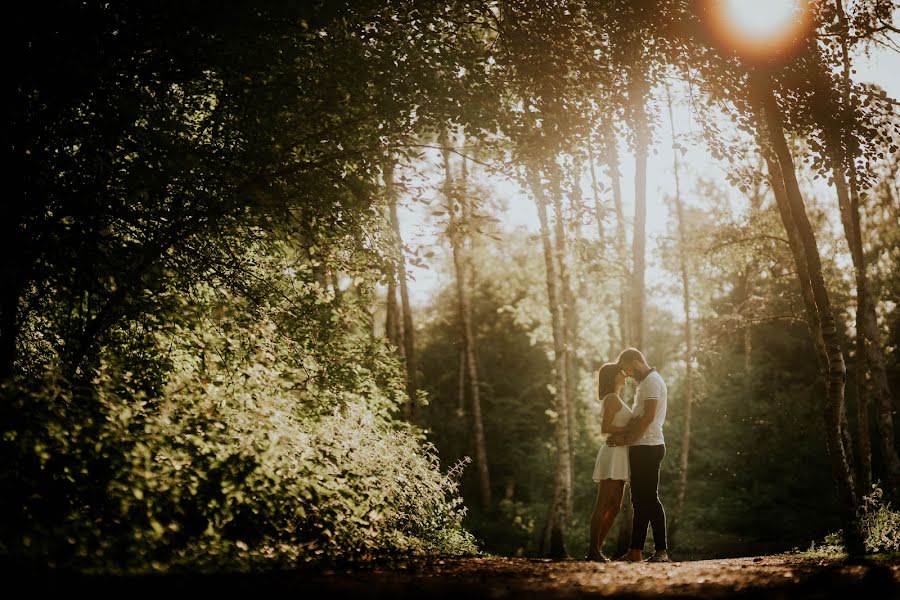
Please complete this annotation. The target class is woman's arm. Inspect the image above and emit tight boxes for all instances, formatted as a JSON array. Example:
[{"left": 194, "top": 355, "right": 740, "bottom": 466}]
[
  {"left": 601, "top": 396, "right": 629, "bottom": 435},
  {"left": 609, "top": 400, "right": 659, "bottom": 447}
]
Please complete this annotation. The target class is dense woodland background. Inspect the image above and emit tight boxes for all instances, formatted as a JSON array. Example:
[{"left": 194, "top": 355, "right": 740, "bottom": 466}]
[{"left": 3, "top": 0, "right": 900, "bottom": 571}]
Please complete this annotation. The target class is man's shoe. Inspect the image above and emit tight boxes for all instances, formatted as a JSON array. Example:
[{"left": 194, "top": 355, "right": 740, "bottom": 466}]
[
  {"left": 646, "top": 552, "right": 670, "bottom": 563},
  {"left": 614, "top": 553, "right": 643, "bottom": 562}
]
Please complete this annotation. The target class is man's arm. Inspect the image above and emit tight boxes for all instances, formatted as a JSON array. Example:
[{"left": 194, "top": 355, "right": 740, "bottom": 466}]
[
  {"left": 623, "top": 399, "right": 657, "bottom": 445},
  {"left": 608, "top": 399, "right": 658, "bottom": 446}
]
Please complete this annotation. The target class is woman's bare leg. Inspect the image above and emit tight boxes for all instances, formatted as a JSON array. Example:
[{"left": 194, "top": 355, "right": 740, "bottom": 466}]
[
  {"left": 597, "top": 479, "right": 625, "bottom": 548},
  {"left": 589, "top": 479, "right": 625, "bottom": 556},
  {"left": 588, "top": 482, "right": 606, "bottom": 555}
]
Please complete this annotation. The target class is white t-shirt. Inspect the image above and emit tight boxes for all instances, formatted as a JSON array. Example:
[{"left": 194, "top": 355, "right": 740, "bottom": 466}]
[{"left": 632, "top": 370, "right": 667, "bottom": 446}]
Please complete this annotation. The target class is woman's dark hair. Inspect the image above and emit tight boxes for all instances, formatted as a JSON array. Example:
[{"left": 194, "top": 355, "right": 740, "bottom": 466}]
[{"left": 597, "top": 362, "right": 622, "bottom": 399}]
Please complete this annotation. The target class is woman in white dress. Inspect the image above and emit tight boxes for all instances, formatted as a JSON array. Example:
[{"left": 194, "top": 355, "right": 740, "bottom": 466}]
[{"left": 587, "top": 362, "right": 632, "bottom": 562}]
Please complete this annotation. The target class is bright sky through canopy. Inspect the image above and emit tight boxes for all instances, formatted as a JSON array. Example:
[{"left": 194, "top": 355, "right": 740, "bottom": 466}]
[
  {"left": 721, "top": 0, "right": 800, "bottom": 40},
  {"left": 707, "top": 0, "right": 812, "bottom": 61},
  {"left": 399, "top": 9, "right": 900, "bottom": 307}
]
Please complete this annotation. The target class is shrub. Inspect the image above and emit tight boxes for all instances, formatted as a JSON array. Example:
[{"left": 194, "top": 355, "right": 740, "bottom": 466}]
[
  {"left": 859, "top": 485, "right": 900, "bottom": 555},
  {"left": 803, "top": 484, "right": 900, "bottom": 557},
  {"left": 1, "top": 347, "right": 476, "bottom": 570}
]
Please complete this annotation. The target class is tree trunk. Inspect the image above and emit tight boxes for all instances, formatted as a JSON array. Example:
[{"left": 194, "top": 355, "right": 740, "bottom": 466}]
[
  {"left": 589, "top": 138, "right": 623, "bottom": 351},
  {"left": 630, "top": 155, "right": 647, "bottom": 351},
  {"left": 666, "top": 83, "right": 694, "bottom": 538},
  {"left": 604, "top": 121, "right": 629, "bottom": 350},
  {"left": 550, "top": 161, "right": 578, "bottom": 521},
  {"left": 753, "top": 72, "right": 863, "bottom": 553},
  {"left": 742, "top": 157, "right": 765, "bottom": 377},
  {"left": 526, "top": 165, "right": 572, "bottom": 559},
  {"left": 856, "top": 348, "right": 873, "bottom": 493},
  {"left": 385, "top": 275, "right": 401, "bottom": 349},
  {"left": 588, "top": 144, "right": 605, "bottom": 247},
  {"left": 457, "top": 348, "right": 467, "bottom": 417},
  {"left": 831, "top": 0, "right": 894, "bottom": 497},
  {"left": 441, "top": 128, "right": 491, "bottom": 511},
  {"left": 629, "top": 73, "right": 650, "bottom": 351},
  {"left": 385, "top": 159, "right": 418, "bottom": 421}
]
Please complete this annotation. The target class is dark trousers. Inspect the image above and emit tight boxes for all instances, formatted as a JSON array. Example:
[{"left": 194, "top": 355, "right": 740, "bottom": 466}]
[{"left": 629, "top": 444, "right": 667, "bottom": 551}]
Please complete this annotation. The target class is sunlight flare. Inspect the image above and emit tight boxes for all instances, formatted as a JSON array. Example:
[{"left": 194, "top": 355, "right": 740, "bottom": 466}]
[{"left": 705, "top": 0, "right": 814, "bottom": 62}]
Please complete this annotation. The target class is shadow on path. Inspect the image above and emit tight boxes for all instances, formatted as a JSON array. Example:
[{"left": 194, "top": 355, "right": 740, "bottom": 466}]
[{"left": 8, "top": 555, "right": 899, "bottom": 599}]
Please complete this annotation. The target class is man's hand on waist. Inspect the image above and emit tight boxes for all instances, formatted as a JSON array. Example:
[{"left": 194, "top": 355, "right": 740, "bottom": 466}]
[{"left": 607, "top": 434, "right": 626, "bottom": 447}]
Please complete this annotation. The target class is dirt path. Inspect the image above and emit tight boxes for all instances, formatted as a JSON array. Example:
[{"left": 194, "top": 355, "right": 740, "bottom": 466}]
[{"left": 22, "top": 555, "right": 900, "bottom": 598}]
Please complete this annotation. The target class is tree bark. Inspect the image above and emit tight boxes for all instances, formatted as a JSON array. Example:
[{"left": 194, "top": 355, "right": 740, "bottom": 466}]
[
  {"left": 526, "top": 165, "right": 572, "bottom": 559},
  {"left": 753, "top": 72, "right": 863, "bottom": 553},
  {"left": 588, "top": 144, "right": 605, "bottom": 247},
  {"left": 457, "top": 348, "right": 467, "bottom": 417},
  {"left": 441, "top": 127, "right": 491, "bottom": 511},
  {"left": 605, "top": 122, "right": 630, "bottom": 351},
  {"left": 666, "top": 83, "right": 694, "bottom": 538},
  {"left": 630, "top": 153, "right": 647, "bottom": 351},
  {"left": 385, "top": 159, "right": 418, "bottom": 421},
  {"left": 629, "top": 73, "right": 650, "bottom": 351},
  {"left": 830, "top": 0, "right": 894, "bottom": 497},
  {"left": 549, "top": 161, "right": 578, "bottom": 521},
  {"left": 385, "top": 274, "right": 401, "bottom": 350}
]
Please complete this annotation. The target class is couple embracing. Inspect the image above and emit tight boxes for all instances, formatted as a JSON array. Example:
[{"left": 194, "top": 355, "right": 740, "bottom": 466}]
[{"left": 588, "top": 348, "right": 670, "bottom": 563}]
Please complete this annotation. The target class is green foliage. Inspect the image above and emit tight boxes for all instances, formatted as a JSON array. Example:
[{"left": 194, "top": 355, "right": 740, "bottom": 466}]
[
  {"left": 859, "top": 485, "right": 900, "bottom": 555},
  {"left": 1, "top": 242, "right": 478, "bottom": 569},
  {"left": 1, "top": 366, "right": 475, "bottom": 569},
  {"left": 5, "top": 0, "right": 491, "bottom": 570},
  {"left": 802, "top": 485, "right": 900, "bottom": 557}
]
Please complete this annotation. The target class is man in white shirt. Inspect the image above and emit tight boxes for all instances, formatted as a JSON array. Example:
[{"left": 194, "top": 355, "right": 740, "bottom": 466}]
[{"left": 608, "top": 347, "right": 669, "bottom": 563}]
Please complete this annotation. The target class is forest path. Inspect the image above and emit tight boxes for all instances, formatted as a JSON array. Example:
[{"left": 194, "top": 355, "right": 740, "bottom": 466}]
[{"left": 36, "top": 554, "right": 899, "bottom": 598}]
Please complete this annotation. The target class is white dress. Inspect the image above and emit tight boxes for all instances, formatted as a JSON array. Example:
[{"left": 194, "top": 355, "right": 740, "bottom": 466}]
[{"left": 592, "top": 393, "right": 632, "bottom": 482}]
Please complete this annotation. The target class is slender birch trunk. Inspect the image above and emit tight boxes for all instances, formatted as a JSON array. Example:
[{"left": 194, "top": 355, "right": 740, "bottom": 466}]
[
  {"left": 743, "top": 159, "right": 765, "bottom": 376},
  {"left": 441, "top": 127, "right": 491, "bottom": 510},
  {"left": 457, "top": 348, "right": 466, "bottom": 417},
  {"left": 629, "top": 73, "right": 650, "bottom": 351},
  {"left": 384, "top": 178, "right": 403, "bottom": 356},
  {"left": 630, "top": 147, "right": 648, "bottom": 352},
  {"left": 549, "top": 162, "right": 577, "bottom": 521},
  {"left": 526, "top": 164, "right": 572, "bottom": 558},
  {"left": 666, "top": 83, "right": 694, "bottom": 537},
  {"left": 752, "top": 72, "right": 863, "bottom": 553},
  {"left": 831, "top": 0, "right": 896, "bottom": 496},
  {"left": 589, "top": 139, "right": 622, "bottom": 350},
  {"left": 588, "top": 144, "right": 605, "bottom": 247},
  {"left": 605, "top": 122, "right": 630, "bottom": 351},
  {"left": 385, "top": 159, "right": 418, "bottom": 420}
]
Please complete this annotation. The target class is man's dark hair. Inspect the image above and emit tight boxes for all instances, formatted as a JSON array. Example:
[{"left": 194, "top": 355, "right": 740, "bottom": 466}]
[{"left": 616, "top": 347, "right": 646, "bottom": 366}]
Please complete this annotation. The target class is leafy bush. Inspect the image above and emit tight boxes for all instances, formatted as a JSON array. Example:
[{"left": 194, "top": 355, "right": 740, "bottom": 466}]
[
  {"left": 802, "top": 485, "right": 900, "bottom": 557},
  {"left": 1, "top": 242, "right": 477, "bottom": 570},
  {"left": 859, "top": 485, "right": 900, "bottom": 555},
  {"left": 0, "top": 364, "right": 476, "bottom": 570}
]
